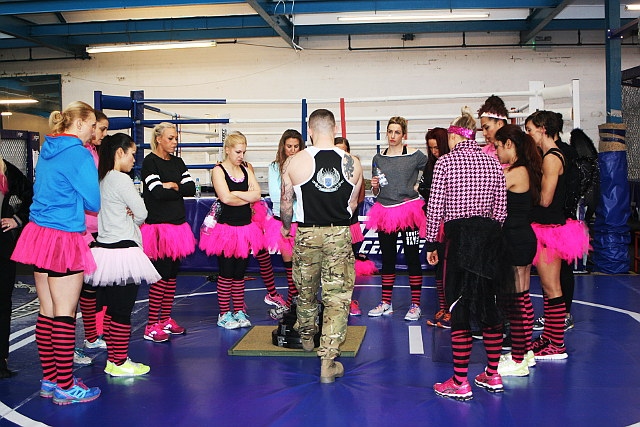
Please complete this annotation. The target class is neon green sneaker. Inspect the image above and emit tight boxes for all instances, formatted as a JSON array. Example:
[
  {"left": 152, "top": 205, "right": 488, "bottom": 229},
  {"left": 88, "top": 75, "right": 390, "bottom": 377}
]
[{"left": 108, "top": 358, "right": 150, "bottom": 377}]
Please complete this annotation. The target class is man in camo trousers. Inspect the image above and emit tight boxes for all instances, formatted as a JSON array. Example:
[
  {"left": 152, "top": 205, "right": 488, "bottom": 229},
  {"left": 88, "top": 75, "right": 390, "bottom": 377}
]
[{"left": 280, "top": 109, "right": 362, "bottom": 383}]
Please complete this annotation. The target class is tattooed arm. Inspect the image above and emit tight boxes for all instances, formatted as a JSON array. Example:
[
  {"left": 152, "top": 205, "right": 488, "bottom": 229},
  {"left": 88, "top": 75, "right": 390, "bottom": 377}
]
[
  {"left": 343, "top": 153, "right": 363, "bottom": 214},
  {"left": 280, "top": 156, "right": 295, "bottom": 237}
]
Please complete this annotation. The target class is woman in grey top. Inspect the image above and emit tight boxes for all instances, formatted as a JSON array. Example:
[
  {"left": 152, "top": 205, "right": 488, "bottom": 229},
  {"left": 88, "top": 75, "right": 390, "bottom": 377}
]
[{"left": 366, "top": 116, "right": 427, "bottom": 321}]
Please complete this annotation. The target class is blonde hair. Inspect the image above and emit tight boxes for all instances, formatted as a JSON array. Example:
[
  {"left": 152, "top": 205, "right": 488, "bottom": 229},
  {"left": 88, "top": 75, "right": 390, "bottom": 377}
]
[
  {"left": 387, "top": 116, "right": 408, "bottom": 135},
  {"left": 150, "top": 122, "right": 177, "bottom": 151},
  {"left": 451, "top": 106, "right": 477, "bottom": 131},
  {"left": 0, "top": 155, "right": 5, "bottom": 176},
  {"left": 48, "top": 101, "right": 95, "bottom": 134},
  {"left": 223, "top": 131, "right": 247, "bottom": 159}
]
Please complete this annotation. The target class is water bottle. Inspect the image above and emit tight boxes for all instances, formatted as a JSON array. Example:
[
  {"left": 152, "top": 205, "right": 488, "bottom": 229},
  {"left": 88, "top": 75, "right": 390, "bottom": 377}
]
[
  {"left": 195, "top": 178, "right": 201, "bottom": 199},
  {"left": 375, "top": 167, "right": 388, "bottom": 187},
  {"left": 133, "top": 175, "right": 142, "bottom": 195}
]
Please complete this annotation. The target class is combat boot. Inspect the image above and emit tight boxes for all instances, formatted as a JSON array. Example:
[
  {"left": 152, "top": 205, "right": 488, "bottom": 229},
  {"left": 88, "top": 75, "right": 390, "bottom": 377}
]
[
  {"left": 301, "top": 336, "right": 315, "bottom": 352},
  {"left": 320, "top": 359, "right": 344, "bottom": 383}
]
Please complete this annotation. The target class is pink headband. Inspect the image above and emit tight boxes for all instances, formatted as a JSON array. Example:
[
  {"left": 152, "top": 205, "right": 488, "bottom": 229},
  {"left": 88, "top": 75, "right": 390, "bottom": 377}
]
[{"left": 447, "top": 125, "right": 475, "bottom": 140}]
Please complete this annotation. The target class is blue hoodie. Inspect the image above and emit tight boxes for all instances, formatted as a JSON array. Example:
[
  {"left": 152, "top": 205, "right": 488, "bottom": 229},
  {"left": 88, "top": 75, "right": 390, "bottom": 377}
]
[{"left": 30, "top": 134, "right": 100, "bottom": 232}]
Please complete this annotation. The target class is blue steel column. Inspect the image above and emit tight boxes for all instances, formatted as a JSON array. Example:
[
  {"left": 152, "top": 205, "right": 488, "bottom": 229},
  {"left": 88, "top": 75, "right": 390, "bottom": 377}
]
[{"left": 131, "top": 90, "right": 145, "bottom": 179}]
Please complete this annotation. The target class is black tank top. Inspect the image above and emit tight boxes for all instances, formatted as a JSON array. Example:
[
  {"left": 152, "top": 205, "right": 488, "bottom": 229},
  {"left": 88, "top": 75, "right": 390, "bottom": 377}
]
[
  {"left": 531, "top": 148, "right": 566, "bottom": 225},
  {"left": 504, "top": 190, "right": 532, "bottom": 230},
  {"left": 217, "top": 164, "right": 251, "bottom": 226},
  {"left": 297, "top": 147, "right": 354, "bottom": 226}
]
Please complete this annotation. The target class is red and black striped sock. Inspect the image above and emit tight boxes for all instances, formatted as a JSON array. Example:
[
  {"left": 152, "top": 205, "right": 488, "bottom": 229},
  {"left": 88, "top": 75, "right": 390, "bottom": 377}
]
[
  {"left": 109, "top": 321, "right": 131, "bottom": 366},
  {"left": 451, "top": 329, "right": 472, "bottom": 384},
  {"left": 52, "top": 316, "right": 76, "bottom": 390},
  {"left": 103, "top": 314, "right": 114, "bottom": 363},
  {"left": 36, "top": 314, "right": 56, "bottom": 382},
  {"left": 523, "top": 291, "right": 535, "bottom": 352},
  {"left": 79, "top": 289, "right": 98, "bottom": 343},
  {"left": 435, "top": 278, "right": 446, "bottom": 310},
  {"left": 409, "top": 275, "right": 422, "bottom": 306},
  {"left": 284, "top": 261, "right": 297, "bottom": 307},
  {"left": 544, "top": 296, "right": 566, "bottom": 346},
  {"left": 256, "top": 250, "right": 278, "bottom": 297},
  {"left": 159, "top": 278, "right": 177, "bottom": 323},
  {"left": 482, "top": 325, "right": 503, "bottom": 375},
  {"left": 508, "top": 292, "right": 527, "bottom": 363},
  {"left": 148, "top": 280, "right": 166, "bottom": 324},
  {"left": 217, "top": 276, "right": 232, "bottom": 313},
  {"left": 381, "top": 274, "right": 395, "bottom": 304},
  {"left": 231, "top": 279, "right": 246, "bottom": 312}
]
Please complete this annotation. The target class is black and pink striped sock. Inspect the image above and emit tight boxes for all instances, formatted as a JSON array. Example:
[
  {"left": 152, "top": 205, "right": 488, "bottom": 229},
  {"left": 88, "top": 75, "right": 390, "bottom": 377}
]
[
  {"left": 482, "top": 326, "right": 503, "bottom": 375},
  {"left": 451, "top": 329, "right": 472, "bottom": 384},
  {"left": 79, "top": 289, "right": 98, "bottom": 343},
  {"left": 231, "top": 279, "right": 246, "bottom": 312},
  {"left": 284, "top": 261, "right": 297, "bottom": 307},
  {"left": 435, "top": 278, "right": 446, "bottom": 310},
  {"left": 409, "top": 275, "right": 422, "bottom": 306},
  {"left": 36, "top": 314, "right": 56, "bottom": 382},
  {"left": 256, "top": 250, "right": 278, "bottom": 297},
  {"left": 523, "top": 291, "right": 535, "bottom": 352},
  {"left": 148, "top": 280, "right": 166, "bottom": 324},
  {"left": 381, "top": 274, "right": 395, "bottom": 304},
  {"left": 544, "top": 296, "right": 566, "bottom": 346},
  {"left": 508, "top": 292, "right": 527, "bottom": 363},
  {"left": 217, "top": 276, "right": 232, "bottom": 313},
  {"left": 52, "top": 316, "right": 76, "bottom": 390},
  {"left": 159, "top": 278, "right": 177, "bottom": 322},
  {"left": 109, "top": 321, "right": 131, "bottom": 366}
]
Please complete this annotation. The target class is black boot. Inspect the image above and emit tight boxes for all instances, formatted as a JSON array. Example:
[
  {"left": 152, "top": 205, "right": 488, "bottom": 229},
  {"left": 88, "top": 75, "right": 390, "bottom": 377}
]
[{"left": 0, "top": 359, "right": 15, "bottom": 379}]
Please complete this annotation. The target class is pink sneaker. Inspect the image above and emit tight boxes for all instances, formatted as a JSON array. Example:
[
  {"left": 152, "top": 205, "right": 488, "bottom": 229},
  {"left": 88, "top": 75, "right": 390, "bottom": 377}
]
[
  {"left": 144, "top": 323, "right": 170, "bottom": 343},
  {"left": 474, "top": 371, "right": 504, "bottom": 393},
  {"left": 264, "top": 293, "right": 286, "bottom": 307},
  {"left": 161, "top": 318, "right": 186, "bottom": 334},
  {"left": 433, "top": 377, "right": 473, "bottom": 400},
  {"left": 349, "top": 300, "right": 362, "bottom": 316}
]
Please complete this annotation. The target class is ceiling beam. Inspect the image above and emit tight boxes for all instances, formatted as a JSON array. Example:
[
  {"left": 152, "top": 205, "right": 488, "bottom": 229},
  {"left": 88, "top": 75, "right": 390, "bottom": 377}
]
[
  {"left": 0, "top": 15, "right": 82, "bottom": 55},
  {"left": 245, "top": 0, "right": 296, "bottom": 48},
  {"left": 0, "top": 0, "right": 245, "bottom": 15},
  {"left": 520, "top": 0, "right": 572, "bottom": 44}
]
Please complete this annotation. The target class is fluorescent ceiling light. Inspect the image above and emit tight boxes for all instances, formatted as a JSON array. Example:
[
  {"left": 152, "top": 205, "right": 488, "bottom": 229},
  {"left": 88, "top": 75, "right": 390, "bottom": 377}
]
[
  {"left": 86, "top": 40, "right": 217, "bottom": 54},
  {"left": 1, "top": 111, "right": 12, "bottom": 116},
  {"left": 337, "top": 13, "right": 490, "bottom": 22},
  {"left": 0, "top": 99, "right": 38, "bottom": 104},
  {"left": 626, "top": 4, "right": 640, "bottom": 10}
]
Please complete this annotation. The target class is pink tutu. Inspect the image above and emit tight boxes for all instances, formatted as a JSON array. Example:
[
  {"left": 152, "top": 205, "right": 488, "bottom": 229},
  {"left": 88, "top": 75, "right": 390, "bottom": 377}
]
[
  {"left": 355, "top": 258, "right": 378, "bottom": 276},
  {"left": 141, "top": 222, "right": 196, "bottom": 261},
  {"left": 365, "top": 198, "right": 426, "bottom": 237},
  {"left": 251, "top": 200, "right": 271, "bottom": 229},
  {"left": 532, "top": 219, "right": 591, "bottom": 265},
  {"left": 85, "top": 246, "right": 161, "bottom": 286},
  {"left": 350, "top": 222, "right": 364, "bottom": 244},
  {"left": 262, "top": 216, "right": 297, "bottom": 257},
  {"left": 199, "top": 221, "right": 265, "bottom": 258},
  {"left": 11, "top": 222, "right": 96, "bottom": 274}
]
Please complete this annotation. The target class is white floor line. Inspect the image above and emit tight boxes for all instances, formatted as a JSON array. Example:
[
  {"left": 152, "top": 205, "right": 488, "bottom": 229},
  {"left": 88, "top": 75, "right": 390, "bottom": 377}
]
[{"left": 408, "top": 325, "right": 425, "bottom": 354}]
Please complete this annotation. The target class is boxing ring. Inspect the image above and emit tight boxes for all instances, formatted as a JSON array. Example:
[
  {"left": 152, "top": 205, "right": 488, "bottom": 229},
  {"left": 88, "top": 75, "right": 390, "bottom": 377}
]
[{"left": 93, "top": 80, "right": 584, "bottom": 272}]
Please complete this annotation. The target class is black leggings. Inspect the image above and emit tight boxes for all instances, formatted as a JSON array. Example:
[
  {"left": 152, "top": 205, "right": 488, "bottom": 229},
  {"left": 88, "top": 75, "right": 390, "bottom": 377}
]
[
  {"left": 378, "top": 228, "right": 422, "bottom": 276},
  {"left": 101, "top": 284, "right": 140, "bottom": 325},
  {"left": 217, "top": 255, "right": 249, "bottom": 280},
  {"left": 152, "top": 257, "right": 181, "bottom": 281}
]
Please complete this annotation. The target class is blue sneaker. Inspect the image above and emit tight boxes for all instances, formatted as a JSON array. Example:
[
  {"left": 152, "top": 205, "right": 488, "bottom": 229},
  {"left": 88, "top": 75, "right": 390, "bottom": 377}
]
[
  {"left": 234, "top": 311, "right": 251, "bottom": 328},
  {"left": 217, "top": 312, "right": 240, "bottom": 330},
  {"left": 40, "top": 379, "right": 57, "bottom": 398},
  {"left": 52, "top": 380, "right": 101, "bottom": 405}
]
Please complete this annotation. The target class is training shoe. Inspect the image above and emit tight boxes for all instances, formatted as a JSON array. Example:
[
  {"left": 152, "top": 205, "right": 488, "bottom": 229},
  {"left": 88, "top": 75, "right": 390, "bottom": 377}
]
[
  {"left": 264, "top": 293, "right": 287, "bottom": 307},
  {"left": 217, "top": 311, "right": 240, "bottom": 330},
  {"left": 532, "top": 336, "right": 550, "bottom": 354},
  {"left": 109, "top": 358, "right": 150, "bottom": 377},
  {"left": 349, "top": 300, "right": 362, "bottom": 316},
  {"left": 498, "top": 356, "right": 530, "bottom": 377},
  {"left": 564, "top": 314, "right": 575, "bottom": 331},
  {"left": 84, "top": 336, "right": 107, "bottom": 349},
  {"left": 73, "top": 348, "right": 92, "bottom": 365},
  {"left": 404, "top": 304, "right": 422, "bottom": 321},
  {"left": 433, "top": 377, "right": 473, "bottom": 401},
  {"left": 144, "top": 323, "right": 170, "bottom": 343},
  {"left": 532, "top": 316, "right": 545, "bottom": 331},
  {"left": 161, "top": 318, "right": 186, "bottom": 335},
  {"left": 534, "top": 342, "right": 568, "bottom": 360},
  {"left": 475, "top": 371, "right": 504, "bottom": 392},
  {"left": 426, "top": 309, "right": 445, "bottom": 327},
  {"left": 368, "top": 302, "right": 393, "bottom": 317},
  {"left": 234, "top": 311, "right": 252, "bottom": 328},
  {"left": 437, "top": 311, "right": 451, "bottom": 329},
  {"left": 40, "top": 379, "right": 57, "bottom": 398},
  {"left": 104, "top": 361, "right": 114, "bottom": 375},
  {"left": 500, "top": 350, "right": 536, "bottom": 368},
  {"left": 269, "top": 305, "right": 290, "bottom": 320},
  {"left": 52, "top": 381, "right": 101, "bottom": 405}
]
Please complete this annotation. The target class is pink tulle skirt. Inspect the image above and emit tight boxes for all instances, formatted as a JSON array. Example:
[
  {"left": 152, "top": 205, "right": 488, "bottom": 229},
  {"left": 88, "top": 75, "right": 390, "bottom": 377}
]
[
  {"left": 262, "top": 217, "right": 297, "bottom": 257},
  {"left": 251, "top": 200, "right": 271, "bottom": 229},
  {"left": 350, "top": 222, "right": 364, "bottom": 244},
  {"left": 11, "top": 222, "right": 96, "bottom": 274},
  {"left": 85, "top": 246, "right": 161, "bottom": 286},
  {"left": 365, "top": 198, "right": 426, "bottom": 237},
  {"left": 531, "top": 219, "right": 591, "bottom": 265},
  {"left": 199, "top": 221, "right": 265, "bottom": 258},
  {"left": 141, "top": 222, "right": 196, "bottom": 261},
  {"left": 355, "top": 259, "right": 378, "bottom": 276}
]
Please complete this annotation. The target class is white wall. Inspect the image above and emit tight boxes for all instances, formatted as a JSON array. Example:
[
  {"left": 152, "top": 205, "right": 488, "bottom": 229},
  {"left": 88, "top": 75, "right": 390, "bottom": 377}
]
[{"left": 2, "top": 32, "right": 637, "bottom": 185}]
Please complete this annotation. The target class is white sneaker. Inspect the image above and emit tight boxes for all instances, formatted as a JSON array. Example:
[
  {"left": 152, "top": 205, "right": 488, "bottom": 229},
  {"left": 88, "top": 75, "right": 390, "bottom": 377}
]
[
  {"left": 217, "top": 312, "right": 240, "bottom": 329},
  {"left": 500, "top": 350, "right": 536, "bottom": 368},
  {"left": 368, "top": 302, "right": 393, "bottom": 317},
  {"left": 404, "top": 304, "right": 422, "bottom": 321},
  {"left": 234, "top": 311, "right": 252, "bottom": 328},
  {"left": 498, "top": 356, "right": 530, "bottom": 377},
  {"left": 84, "top": 336, "right": 107, "bottom": 349},
  {"left": 73, "top": 348, "right": 92, "bottom": 365}
]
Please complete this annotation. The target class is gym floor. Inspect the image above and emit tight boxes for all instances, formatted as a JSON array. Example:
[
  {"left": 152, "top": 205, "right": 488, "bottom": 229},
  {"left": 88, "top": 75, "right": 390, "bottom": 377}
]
[{"left": 1, "top": 271, "right": 639, "bottom": 427}]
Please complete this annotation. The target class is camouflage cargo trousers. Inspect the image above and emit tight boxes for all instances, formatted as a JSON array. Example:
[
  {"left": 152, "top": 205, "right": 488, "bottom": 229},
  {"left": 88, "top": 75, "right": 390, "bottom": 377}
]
[{"left": 293, "top": 225, "right": 355, "bottom": 360}]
